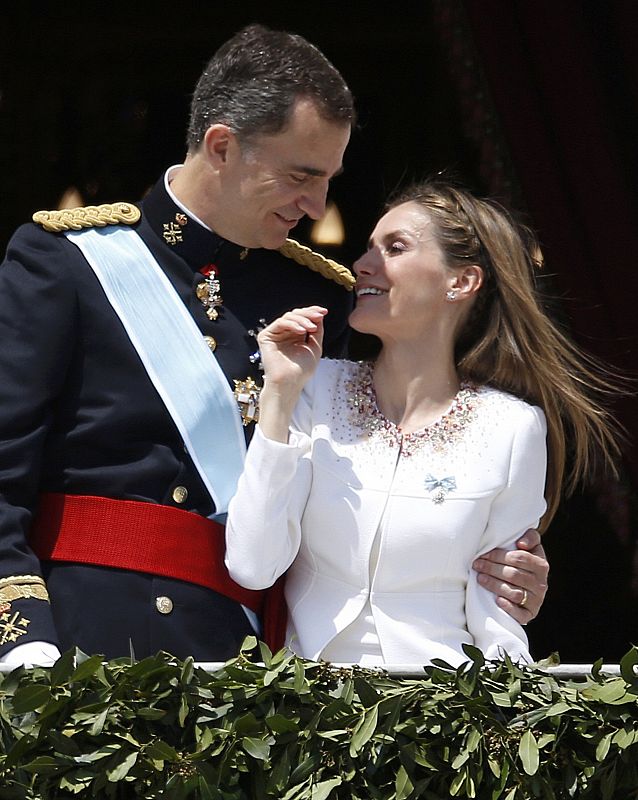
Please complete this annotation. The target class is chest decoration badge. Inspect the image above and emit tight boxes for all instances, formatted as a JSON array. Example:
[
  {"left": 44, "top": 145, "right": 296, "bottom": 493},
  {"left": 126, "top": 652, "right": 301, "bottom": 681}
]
[
  {"left": 196, "top": 264, "right": 223, "bottom": 321},
  {"left": 247, "top": 318, "right": 267, "bottom": 372},
  {"left": 233, "top": 377, "right": 261, "bottom": 426},
  {"left": 424, "top": 474, "right": 456, "bottom": 504},
  {"left": 163, "top": 212, "right": 188, "bottom": 246}
]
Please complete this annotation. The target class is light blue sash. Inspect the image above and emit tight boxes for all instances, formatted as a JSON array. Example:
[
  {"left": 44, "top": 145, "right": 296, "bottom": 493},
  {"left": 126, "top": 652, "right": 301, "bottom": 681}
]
[{"left": 66, "top": 226, "right": 246, "bottom": 517}]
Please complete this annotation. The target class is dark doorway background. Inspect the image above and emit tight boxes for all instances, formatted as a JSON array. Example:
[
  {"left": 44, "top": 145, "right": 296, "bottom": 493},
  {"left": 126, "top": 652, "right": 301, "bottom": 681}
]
[{"left": 1, "top": 0, "right": 636, "bottom": 663}]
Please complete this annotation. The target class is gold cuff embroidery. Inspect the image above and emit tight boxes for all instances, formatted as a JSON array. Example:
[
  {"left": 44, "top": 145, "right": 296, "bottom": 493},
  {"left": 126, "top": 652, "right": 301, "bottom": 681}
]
[
  {"left": 0, "top": 576, "right": 50, "bottom": 604},
  {"left": 0, "top": 608, "right": 31, "bottom": 645}
]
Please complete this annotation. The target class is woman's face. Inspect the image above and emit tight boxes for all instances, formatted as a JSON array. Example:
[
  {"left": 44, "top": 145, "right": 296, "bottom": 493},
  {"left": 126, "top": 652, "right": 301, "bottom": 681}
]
[{"left": 349, "top": 201, "right": 453, "bottom": 341}]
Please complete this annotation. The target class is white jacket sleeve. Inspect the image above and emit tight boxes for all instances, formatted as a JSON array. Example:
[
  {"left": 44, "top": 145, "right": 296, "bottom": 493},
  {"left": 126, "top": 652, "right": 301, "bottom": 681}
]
[
  {"left": 465, "top": 404, "right": 548, "bottom": 663},
  {"left": 0, "top": 641, "right": 62, "bottom": 667},
  {"left": 224, "top": 376, "right": 316, "bottom": 590}
]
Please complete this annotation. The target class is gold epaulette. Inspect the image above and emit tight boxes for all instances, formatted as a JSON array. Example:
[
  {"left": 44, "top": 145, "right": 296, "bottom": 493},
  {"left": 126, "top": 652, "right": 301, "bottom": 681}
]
[
  {"left": 278, "top": 238, "right": 355, "bottom": 291},
  {"left": 32, "top": 202, "right": 141, "bottom": 233}
]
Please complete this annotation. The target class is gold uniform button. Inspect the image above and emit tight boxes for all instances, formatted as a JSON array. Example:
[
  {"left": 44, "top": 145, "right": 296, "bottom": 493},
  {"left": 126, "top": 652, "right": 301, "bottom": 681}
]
[
  {"left": 204, "top": 335, "right": 217, "bottom": 352},
  {"left": 155, "top": 596, "right": 174, "bottom": 614},
  {"left": 172, "top": 485, "right": 188, "bottom": 504}
]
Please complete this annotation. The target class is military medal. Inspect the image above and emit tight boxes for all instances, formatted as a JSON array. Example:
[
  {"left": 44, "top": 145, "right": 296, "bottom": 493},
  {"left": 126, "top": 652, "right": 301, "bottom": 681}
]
[
  {"left": 247, "top": 318, "right": 267, "bottom": 371},
  {"left": 197, "top": 264, "right": 223, "bottom": 321},
  {"left": 233, "top": 377, "right": 261, "bottom": 426},
  {"left": 163, "top": 211, "right": 188, "bottom": 246}
]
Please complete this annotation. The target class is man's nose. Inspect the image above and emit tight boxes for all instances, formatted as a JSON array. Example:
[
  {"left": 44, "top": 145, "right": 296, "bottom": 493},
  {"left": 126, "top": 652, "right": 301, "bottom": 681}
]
[{"left": 298, "top": 181, "right": 328, "bottom": 220}]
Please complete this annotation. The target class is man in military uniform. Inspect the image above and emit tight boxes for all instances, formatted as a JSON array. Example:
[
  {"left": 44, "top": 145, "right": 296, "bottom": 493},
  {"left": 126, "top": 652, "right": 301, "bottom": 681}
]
[{"left": 0, "top": 24, "right": 548, "bottom": 666}]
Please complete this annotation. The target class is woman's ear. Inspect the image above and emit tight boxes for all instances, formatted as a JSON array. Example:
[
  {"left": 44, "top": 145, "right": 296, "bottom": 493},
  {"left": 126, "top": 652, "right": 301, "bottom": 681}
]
[{"left": 450, "top": 264, "right": 484, "bottom": 299}]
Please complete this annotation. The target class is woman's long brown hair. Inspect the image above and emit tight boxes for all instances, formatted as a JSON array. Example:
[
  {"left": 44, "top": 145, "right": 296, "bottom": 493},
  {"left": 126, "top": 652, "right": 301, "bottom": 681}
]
[{"left": 389, "top": 180, "right": 624, "bottom": 529}]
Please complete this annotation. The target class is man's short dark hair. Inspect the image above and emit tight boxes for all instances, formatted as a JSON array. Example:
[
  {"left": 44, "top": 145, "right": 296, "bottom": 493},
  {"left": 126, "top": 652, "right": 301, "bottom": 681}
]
[{"left": 187, "top": 24, "right": 355, "bottom": 150}]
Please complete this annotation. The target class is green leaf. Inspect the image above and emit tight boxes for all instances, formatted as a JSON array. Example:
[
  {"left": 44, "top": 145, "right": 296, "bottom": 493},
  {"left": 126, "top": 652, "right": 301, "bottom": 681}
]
[
  {"left": 596, "top": 732, "right": 613, "bottom": 761},
  {"left": 349, "top": 705, "right": 379, "bottom": 756},
  {"left": 49, "top": 647, "right": 77, "bottom": 685},
  {"left": 545, "top": 700, "right": 571, "bottom": 716},
  {"left": 518, "top": 729, "right": 539, "bottom": 776},
  {"left": 11, "top": 683, "right": 51, "bottom": 714},
  {"left": 612, "top": 727, "right": 638, "bottom": 749},
  {"left": 354, "top": 675, "right": 381, "bottom": 707},
  {"left": 195, "top": 726, "right": 215, "bottom": 753},
  {"left": 69, "top": 654, "right": 105, "bottom": 682},
  {"left": 537, "top": 732, "right": 556, "bottom": 749},
  {"left": 290, "top": 754, "right": 320, "bottom": 786},
  {"left": 487, "top": 754, "right": 501, "bottom": 778},
  {"left": 465, "top": 770, "right": 476, "bottom": 798},
  {"left": 138, "top": 707, "right": 167, "bottom": 720},
  {"left": 198, "top": 775, "right": 218, "bottom": 800},
  {"left": 461, "top": 642, "right": 485, "bottom": 668},
  {"left": 234, "top": 711, "right": 261, "bottom": 735},
  {"left": 452, "top": 750, "right": 470, "bottom": 769},
  {"left": 294, "top": 658, "right": 309, "bottom": 694},
  {"left": 240, "top": 635, "right": 258, "bottom": 653},
  {"left": 450, "top": 768, "right": 465, "bottom": 796},
  {"left": 281, "top": 777, "right": 312, "bottom": 800},
  {"left": 3, "top": 732, "right": 37, "bottom": 768},
  {"left": 145, "top": 740, "right": 180, "bottom": 761},
  {"left": 619, "top": 647, "right": 638, "bottom": 685},
  {"left": 178, "top": 693, "right": 189, "bottom": 726},
  {"left": 181, "top": 657, "right": 195, "bottom": 685},
  {"left": 311, "top": 777, "right": 342, "bottom": 800},
  {"left": 267, "top": 713, "right": 300, "bottom": 734},
  {"left": 21, "top": 755, "right": 62, "bottom": 775},
  {"left": 489, "top": 691, "right": 513, "bottom": 707},
  {"left": 466, "top": 727, "right": 481, "bottom": 753},
  {"left": 258, "top": 639, "right": 274, "bottom": 667},
  {"left": 581, "top": 680, "right": 628, "bottom": 703},
  {"left": 395, "top": 765, "right": 414, "bottom": 800},
  {"left": 74, "top": 744, "right": 121, "bottom": 764},
  {"left": 601, "top": 763, "right": 617, "bottom": 800},
  {"left": 59, "top": 770, "right": 94, "bottom": 794},
  {"left": 88, "top": 706, "right": 110, "bottom": 736},
  {"left": 243, "top": 736, "right": 271, "bottom": 760},
  {"left": 107, "top": 750, "right": 138, "bottom": 781}
]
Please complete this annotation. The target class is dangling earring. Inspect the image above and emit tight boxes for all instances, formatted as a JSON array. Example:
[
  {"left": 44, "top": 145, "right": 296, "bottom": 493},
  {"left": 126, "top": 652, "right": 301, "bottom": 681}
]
[{"left": 446, "top": 290, "right": 457, "bottom": 302}]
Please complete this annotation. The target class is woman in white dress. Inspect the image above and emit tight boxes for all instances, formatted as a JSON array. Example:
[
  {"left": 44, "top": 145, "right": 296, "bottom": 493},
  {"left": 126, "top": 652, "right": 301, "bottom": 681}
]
[{"left": 225, "top": 180, "right": 620, "bottom": 667}]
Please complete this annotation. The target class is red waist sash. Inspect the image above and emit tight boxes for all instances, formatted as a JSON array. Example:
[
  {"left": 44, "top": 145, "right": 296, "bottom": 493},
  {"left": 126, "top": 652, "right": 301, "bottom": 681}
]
[{"left": 29, "top": 492, "right": 265, "bottom": 613}]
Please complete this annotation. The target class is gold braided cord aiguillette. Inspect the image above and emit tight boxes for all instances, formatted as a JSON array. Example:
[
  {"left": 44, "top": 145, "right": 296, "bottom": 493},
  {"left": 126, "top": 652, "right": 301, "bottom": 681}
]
[
  {"left": 0, "top": 575, "right": 50, "bottom": 604},
  {"left": 279, "top": 238, "right": 355, "bottom": 290},
  {"left": 33, "top": 202, "right": 141, "bottom": 232}
]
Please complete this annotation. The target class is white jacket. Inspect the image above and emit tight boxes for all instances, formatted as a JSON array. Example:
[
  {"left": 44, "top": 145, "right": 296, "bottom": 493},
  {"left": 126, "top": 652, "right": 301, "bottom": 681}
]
[{"left": 226, "top": 359, "right": 547, "bottom": 666}]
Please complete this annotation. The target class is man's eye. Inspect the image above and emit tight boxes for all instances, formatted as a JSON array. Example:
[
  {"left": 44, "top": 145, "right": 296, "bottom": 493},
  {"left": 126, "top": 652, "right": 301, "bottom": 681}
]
[
  {"left": 290, "top": 174, "right": 307, "bottom": 184},
  {"left": 388, "top": 241, "right": 406, "bottom": 254}
]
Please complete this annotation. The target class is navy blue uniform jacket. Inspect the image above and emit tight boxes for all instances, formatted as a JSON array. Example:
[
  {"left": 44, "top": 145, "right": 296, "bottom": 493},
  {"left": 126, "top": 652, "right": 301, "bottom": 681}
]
[{"left": 0, "top": 174, "right": 353, "bottom": 661}]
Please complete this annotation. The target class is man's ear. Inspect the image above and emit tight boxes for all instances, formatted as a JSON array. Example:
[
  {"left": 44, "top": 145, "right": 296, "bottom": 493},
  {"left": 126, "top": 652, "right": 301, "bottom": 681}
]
[
  {"left": 451, "top": 264, "right": 484, "bottom": 299},
  {"left": 203, "top": 124, "right": 236, "bottom": 167}
]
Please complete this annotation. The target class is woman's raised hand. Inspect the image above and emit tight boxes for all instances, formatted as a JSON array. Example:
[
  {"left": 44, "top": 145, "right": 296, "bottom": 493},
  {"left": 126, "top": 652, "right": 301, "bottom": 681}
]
[
  {"left": 257, "top": 306, "right": 327, "bottom": 393},
  {"left": 255, "top": 307, "right": 327, "bottom": 442}
]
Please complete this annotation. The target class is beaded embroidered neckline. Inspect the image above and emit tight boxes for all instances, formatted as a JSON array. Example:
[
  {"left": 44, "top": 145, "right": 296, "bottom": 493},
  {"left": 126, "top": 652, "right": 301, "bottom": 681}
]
[{"left": 345, "top": 362, "right": 478, "bottom": 456}]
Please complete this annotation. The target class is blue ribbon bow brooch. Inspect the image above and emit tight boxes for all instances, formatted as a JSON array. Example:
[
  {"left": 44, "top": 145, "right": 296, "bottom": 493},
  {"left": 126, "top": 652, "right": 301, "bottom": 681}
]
[{"left": 424, "top": 474, "right": 456, "bottom": 504}]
